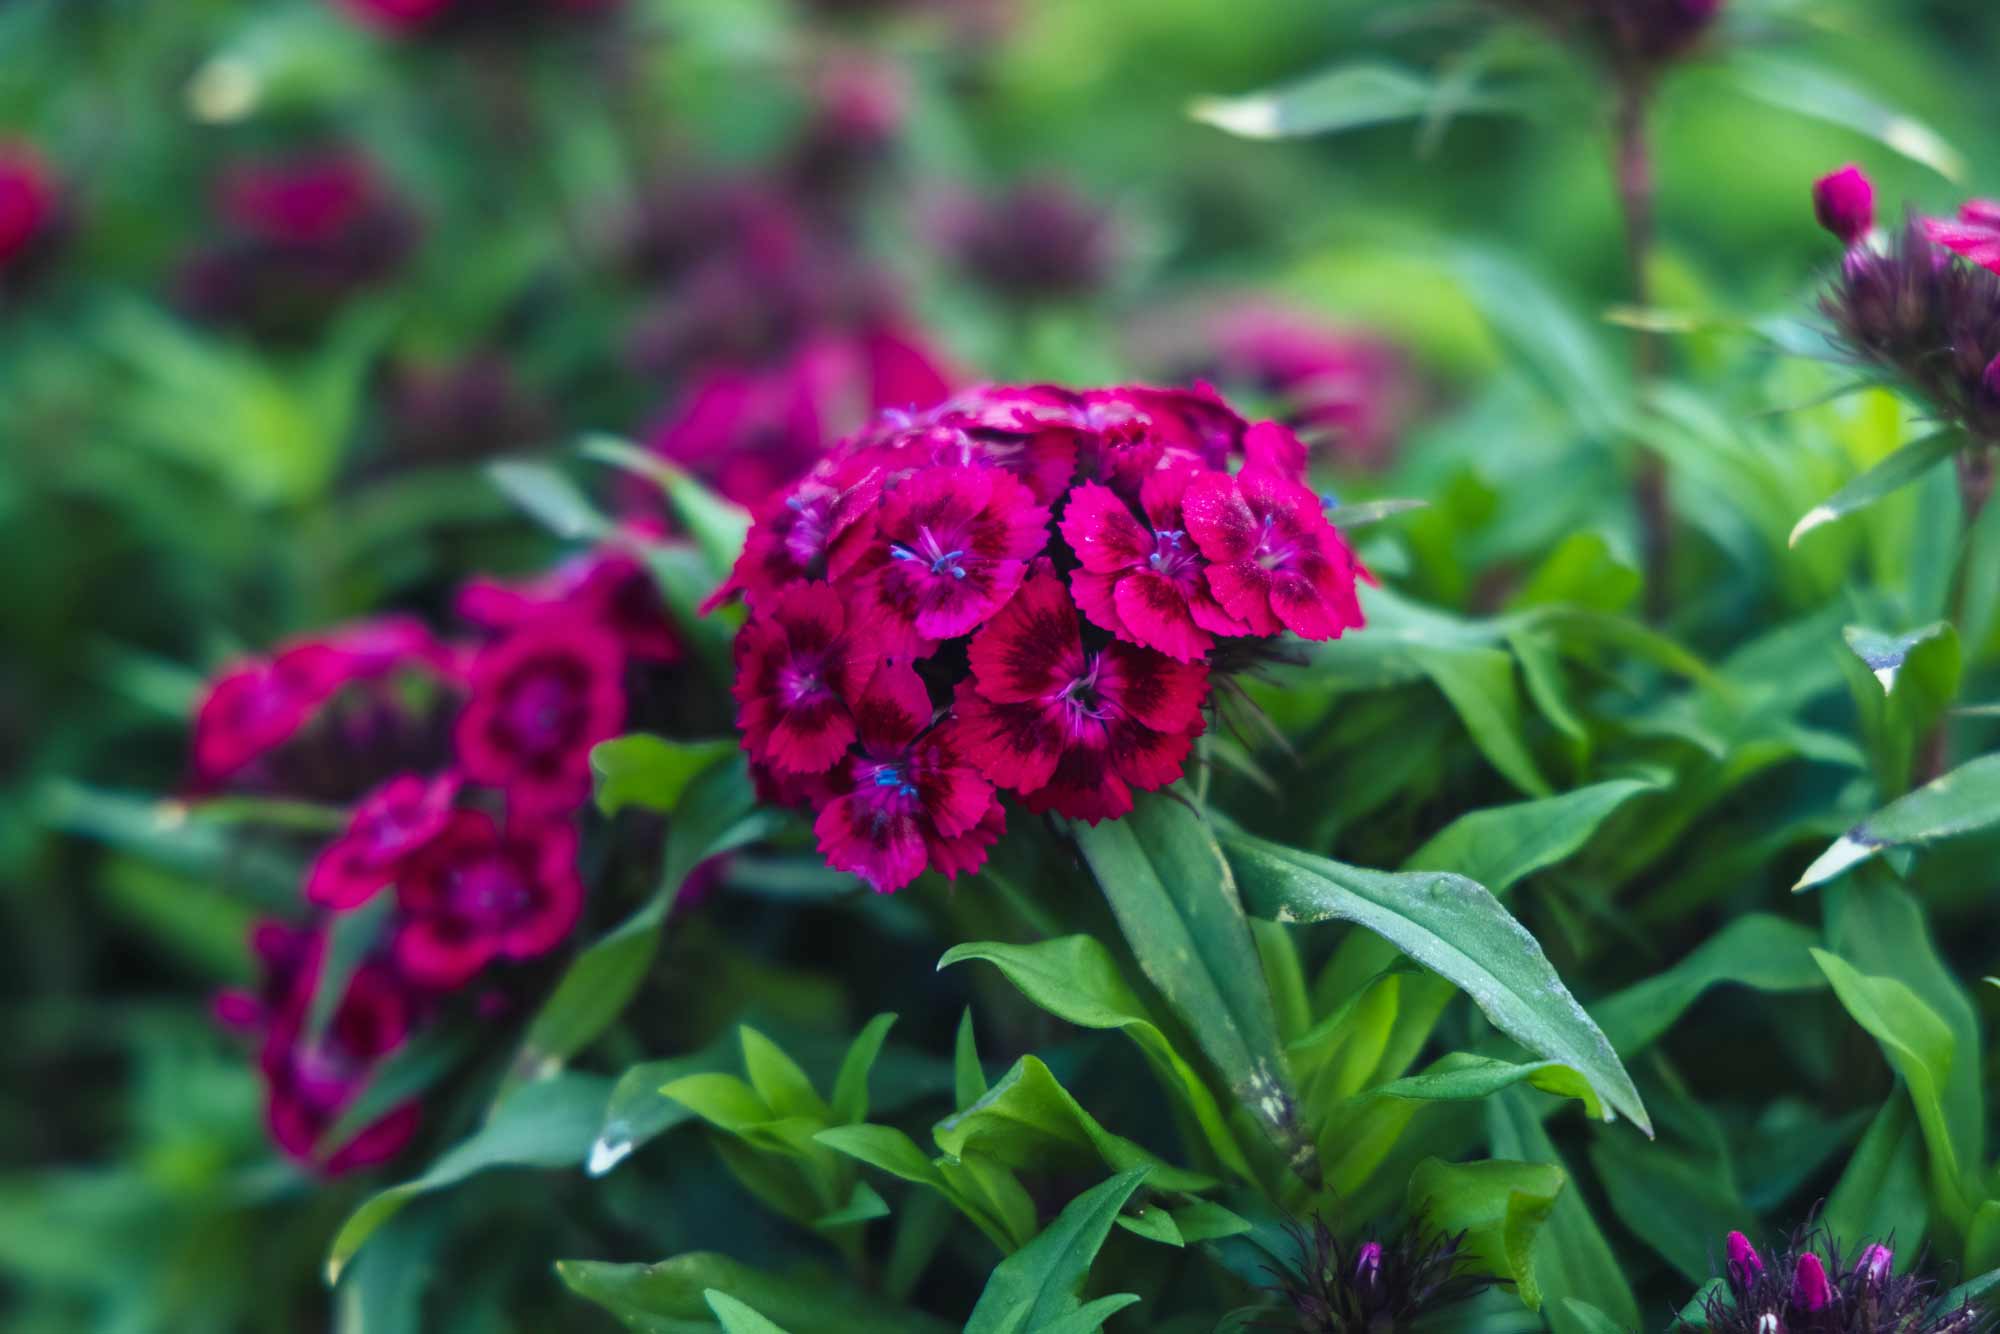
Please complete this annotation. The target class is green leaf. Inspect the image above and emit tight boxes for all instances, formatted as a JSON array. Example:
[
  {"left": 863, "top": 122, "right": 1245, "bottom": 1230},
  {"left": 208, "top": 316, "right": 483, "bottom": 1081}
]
[
  {"left": 955, "top": 1008, "right": 988, "bottom": 1109},
  {"left": 739, "top": 1027, "right": 828, "bottom": 1122},
  {"left": 1841, "top": 624, "right": 1961, "bottom": 797},
  {"left": 1407, "top": 1158, "right": 1565, "bottom": 1311},
  {"left": 706, "top": 1290, "right": 793, "bottom": 1334},
  {"left": 1788, "top": 429, "right": 1963, "bottom": 547},
  {"left": 588, "top": 1038, "right": 738, "bottom": 1177},
  {"left": 938, "top": 936, "right": 1250, "bottom": 1178},
  {"left": 814, "top": 1125, "right": 947, "bottom": 1188},
  {"left": 1794, "top": 754, "right": 2000, "bottom": 891},
  {"left": 1812, "top": 950, "right": 1972, "bottom": 1226},
  {"left": 510, "top": 754, "right": 766, "bottom": 1084},
  {"left": 559, "top": 1253, "right": 951, "bottom": 1334},
  {"left": 1587, "top": 1137, "right": 1744, "bottom": 1283},
  {"left": 1032, "top": 1294, "right": 1143, "bottom": 1334},
  {"left": 831, "top": 1014, "right": 897, "bottom": 1125},
  {"left": 932, "top": 1055, "right": 1216, "bottom": 1193},
  {"left": 486, "top": 459, "right": 610, "bottom": 542},
  {"left": 1402, "top": 779, "right": 1660, "bottom": 896},
  {"left": 1068, "top": 793, "right": 1305, "bottom": 1171},
  {"left": 662, "top": 1073, "right": 773, "bottom": 1135},
  {"left": 1590, "top": 914, "right": 1826, "bottom": 1056},
  {"left": 1115, "top": 1204, "right": 1184, "bottom": 1247},
  {"left": 1716, "top": 53, "right": 1965, "bottom": 181},
  {"left": 1189, "top": 63, "right": 1516, "bottom": 140},
  {"left": 1560, "top": 1300, "right": 1633, "bottom": 1334},
  {"left": 328, "top": 1074, "right": 611, "bottom": 1282},
  {"left": 964, "top": 1169, "right": 1150, "bottom": 1334},
  {"left": 1370, "top": 1053, "right": 1603, "bottom": 1120},
  {"left": 583, "top": 435, "right": 750, "bottom": 579},
  {"left": 592, "top": 735, "right": 738, "bottom": 818},
  {"left": 815, "top": 1181, "right": 891, "bottom": 1230},
  {"left": 1826, "top": 1098, "right": 1929, "bottom": 1252},
  {"left": 1224, "top": 831, "right": 1649, "bottom": 1135},
  {"left": 1406, "top": 641, "right": 1551, "bottom": 797},
  {"left": 1489, "top": 1091, "right": 1640, "bottom": 1334}
]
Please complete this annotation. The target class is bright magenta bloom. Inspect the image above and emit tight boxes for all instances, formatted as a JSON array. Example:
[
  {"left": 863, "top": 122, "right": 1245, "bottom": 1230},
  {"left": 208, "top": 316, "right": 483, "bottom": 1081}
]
[
  {"left": 950, "top": 567, "right": 1208, "bottom": 823},
  {"left": 393, "top": 811, "right": 585, "bottom": 987},
  {"left": 455, "top": 617, "right": 626, "bottom": 816},
  {"left": 306, "top": 772, "right": 462, "bottom": 909},
  {"left": 832, "top": 464, "right": 1051, "bottom": 654},
  {"left": 1813, "top": 164, "right": 1875, "bottom": 245},
  {"left": 813, "top": 663, "right": 1002, "bottom": 892},
  {"left": 1923, "top": 199, "right": 2000, "bottom": 273},
  {"left": 1183, "top": 468, "right": 1365, "bottom": 640},
  {"left": 733, "top": 582, "right": 874, "bottom": 774},
  {"left": 1061, "top": 469, "right": 1247, "bottom": 662},
  {"left": 458, "top": 547, "right": 678, "bottom": 664}
]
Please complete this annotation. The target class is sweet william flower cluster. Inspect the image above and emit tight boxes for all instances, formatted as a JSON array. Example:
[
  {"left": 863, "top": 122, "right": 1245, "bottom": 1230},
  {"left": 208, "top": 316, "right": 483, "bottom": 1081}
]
[
  {"left": 202, "top": 546, "right": 676, "bottom": 1171},
  {"left": 717, "top": 382, "right": 1369, "bottom": 893}
]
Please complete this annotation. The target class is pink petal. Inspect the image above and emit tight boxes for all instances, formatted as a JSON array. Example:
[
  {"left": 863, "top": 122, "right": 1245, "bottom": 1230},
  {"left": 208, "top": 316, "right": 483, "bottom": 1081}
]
[
  {"left": 1111, "top": 571, "right": 1211, "bottom": 662},
  {"left": 1058, "top": 482, "right": 1151, "bottom": 573}
]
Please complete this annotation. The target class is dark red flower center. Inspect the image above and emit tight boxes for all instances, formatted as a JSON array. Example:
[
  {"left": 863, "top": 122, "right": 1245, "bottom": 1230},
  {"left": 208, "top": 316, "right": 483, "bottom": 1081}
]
[
  {"left": 777, "top": 655, "right": 831, "bottom": 706},
  {"left": 782, "top": 492, "right": 834, "bottom": 571},
  {"left": 1146, "top": 527, "right": 1198, "bottom": 581},
  {"left": 1253, "top": 514, "right": 1304, "bottom": 572},
  {"left": 447, "top": 855, "right": 532, "bottom": 925},
  {"left": 500, "top": 663, "right": 585, "bottom": 755}
]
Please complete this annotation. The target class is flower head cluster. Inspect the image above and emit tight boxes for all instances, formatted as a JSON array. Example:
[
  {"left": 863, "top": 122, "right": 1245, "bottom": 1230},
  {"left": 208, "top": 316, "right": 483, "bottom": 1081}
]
[
  {"left": 1816, "top": 165, "right": 2000, "bottom": 445},
  {"left": 1255, "top": 1216, "right": 1491, "bottom": 1333},
  {"left": 1680, "top": 1230, "right": 1986, "bottom": 1334},
  {"left": 201, "top": 544, "right": 676, "bottom": 1171},
  {"left": 0, "top": 141, "right": 64, "bottom": 295},
  {"left": 1491, "top": 0, "right": 1724, "bottom": 72},
  {"left": 177, "top": 151, "right": 418, "bottom": 339},
  {"left": 719, "top": 381, "right": 1367, "bottom": 892},
  {"left": 333, "top": 0, "right": 621, "bottom": 38}
]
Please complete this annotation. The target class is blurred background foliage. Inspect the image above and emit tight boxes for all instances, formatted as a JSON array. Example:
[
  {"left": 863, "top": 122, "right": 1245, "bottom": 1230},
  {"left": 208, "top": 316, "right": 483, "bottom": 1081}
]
[{"left": 7, "top": 0, "right": 2000, "bottom": 1330}]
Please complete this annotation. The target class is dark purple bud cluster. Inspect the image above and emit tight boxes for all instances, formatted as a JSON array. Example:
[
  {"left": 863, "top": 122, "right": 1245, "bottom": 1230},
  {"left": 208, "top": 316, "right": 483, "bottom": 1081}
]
[
  {"left": 1821, "top": 215, "right": 2000, "bottom": 444},
  {"left": 1684, "top": 1230, "right": 1987, "bottom": 1334},
  {"left": 1253, "top": 1216, "right": 1491, "bottom": 1332}
]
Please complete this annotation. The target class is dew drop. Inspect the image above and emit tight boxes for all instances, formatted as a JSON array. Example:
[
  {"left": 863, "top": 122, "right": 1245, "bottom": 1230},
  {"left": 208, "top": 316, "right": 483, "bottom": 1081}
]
[{"left": 587, "top": 1123, "right": 634, "bottom": 1177}]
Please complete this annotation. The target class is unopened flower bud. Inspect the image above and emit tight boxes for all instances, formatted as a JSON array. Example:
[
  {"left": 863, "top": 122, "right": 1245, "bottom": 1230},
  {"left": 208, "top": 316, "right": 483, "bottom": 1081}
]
[
  {"left": 1856, "top": 1243, "right": 1894, "bottom": 1291},
  {"left": 1814, "top": 165, "right": 1875, "bottom": 246},
  {"left": 1354, "top": 1240, "right": 1384, "bottom": 1289},
  {"left": 1728, "top": 1231, "right": 1765, "bottom": 1285},
  {"left": 1790, "top": 1253, "right": 1834, "bottom": 1313}
]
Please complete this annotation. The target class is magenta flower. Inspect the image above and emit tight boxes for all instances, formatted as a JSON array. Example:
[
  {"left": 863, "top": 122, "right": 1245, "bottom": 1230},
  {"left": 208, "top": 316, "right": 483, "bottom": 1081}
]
[
  {"left": 950, "top": 566, "right": 1208, "bottom": 823},
  {"left": 1923, "top": 199, "right": 2000, "bottom": 274},
  {"left": 1060, "top": 470, "right": 1247, "bottom": 662},
  {"left": 393, "top": 810, "right": 585, "bottom": 988},
  {"left": 1813, "top": 165, "right": 1875, "bottom": 246},
  {"left": 455, "top": 617, "right": 626, "bottom": 816},
  {"left": 334, "top": 0, "right": 454, "bottom": 31},
  {"left": 0, "top": 143, "right": 59, "bottom": 279},
  {"left": 190, "top": 616, "right": 453, "bottom": 788},
  {"left": 716, "top": 463, "right": 886, "bottom": 610},
  {"left": 1182, "top": 467, "right": 1365, "bottom": 641},
  {"left": 458, "top": 547, "right": 678, "bottom": 664},
  {"left": 306, "top": 772, "right": 462, "bottom": 910},
  {"left": 258, "top": 951, "right": 421, "bottom": 1173},
  {"left": 213, "top": 919, "right": 320, "bottom": 1037},
  {"left": 831, "top": 464, "right": 1050, "bottom": 654},
  {"left": 813, "top": 662, "right": 1002, "bottom": 892},
  {"left": 733, "top": 582, "right": 874, "bottom": 775}
]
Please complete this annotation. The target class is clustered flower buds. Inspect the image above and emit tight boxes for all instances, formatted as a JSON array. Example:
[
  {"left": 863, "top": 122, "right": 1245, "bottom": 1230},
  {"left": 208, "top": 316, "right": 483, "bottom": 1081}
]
[
  {"left": 1256, "top": 1216, "right": 1491, "bottom": 1333},
  {"left": 1684, "top": 1230, "right": 1985, "bottom": 1334},
  {"left": 177, "top": 151, "right": 418, "bottom": 338},
  {"left": 1815, "top": 165, "right": 2000, "bottom": 444},
  {"left": 932, "top": 177, "right": 1122, "bottom": 304},
  {"left": 203, "top": 546, "right": 678, "bottom": 1170},
  {"left": 716, "top": 382, "right": 1368, "bottom": 893}
]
